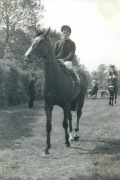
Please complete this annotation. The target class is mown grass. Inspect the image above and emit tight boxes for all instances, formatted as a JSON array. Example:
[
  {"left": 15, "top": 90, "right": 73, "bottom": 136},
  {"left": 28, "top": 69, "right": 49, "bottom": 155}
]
[
  {"left": 70, "top": 153, "right": 120, "bottom": 180},
  {"left": 0, "top": 99, "right": 120, "bottom": 180}
]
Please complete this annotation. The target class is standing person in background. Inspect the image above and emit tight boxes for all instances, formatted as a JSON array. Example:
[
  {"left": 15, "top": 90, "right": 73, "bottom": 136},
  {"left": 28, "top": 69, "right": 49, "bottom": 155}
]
[
  {"left": 28, "top": 72, "right": 36, "bottom": 108},
  {"left": 54, "top": 25, "right": 80, "bottom": 86},
  {"left": 91, "top": 77, "right": 98, "bottom": 99}
]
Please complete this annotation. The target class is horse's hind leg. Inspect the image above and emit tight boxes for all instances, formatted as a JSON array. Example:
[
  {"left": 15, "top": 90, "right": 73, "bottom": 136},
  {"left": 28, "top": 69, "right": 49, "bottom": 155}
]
[
  {"left": 63, "top": 106, "right": 70, "bottom": 147},
  {"left": 74, "top": 95, "right": 84, "bottom": 141},
  {"left": 74, "top": 109, "right": 82, "bottom": 141}
]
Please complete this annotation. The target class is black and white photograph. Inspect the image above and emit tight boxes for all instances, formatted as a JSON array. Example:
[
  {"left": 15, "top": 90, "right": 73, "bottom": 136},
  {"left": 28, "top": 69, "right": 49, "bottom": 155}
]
[{"left": 0, "top": 0, "right": 120, "bottom": 179}]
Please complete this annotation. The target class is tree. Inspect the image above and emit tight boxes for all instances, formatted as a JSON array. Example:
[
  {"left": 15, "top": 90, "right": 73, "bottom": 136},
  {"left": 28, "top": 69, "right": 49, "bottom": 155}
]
[
  {"left": 97, "top": 64, "right": 108, "bottom": 88},
  {"left": 91, "top": 64, "right": 108, "bottom": 89},
  {"left": 97, "top": 64, "right": 108, "bottom": 84},
  {"left": 49, "top": 29, "right": 61, "bottom": 45},
  {"left": 117, "top": 70, "right": 120, "bottom": 90},
  {"left": 0, "top": 0, "right": 44, "bottom": 59},
  {"left": 79, "top": 64, "right": 91, "bottom": 88},
  {"left": 91, "top": 70, "right": 99, "bottom": 79}
]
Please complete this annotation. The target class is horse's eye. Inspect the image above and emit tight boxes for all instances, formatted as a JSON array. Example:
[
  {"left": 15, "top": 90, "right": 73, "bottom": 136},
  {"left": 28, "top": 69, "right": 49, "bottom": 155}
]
[{"left": 40, "top": 39, "right": 44, "bottom": 43}]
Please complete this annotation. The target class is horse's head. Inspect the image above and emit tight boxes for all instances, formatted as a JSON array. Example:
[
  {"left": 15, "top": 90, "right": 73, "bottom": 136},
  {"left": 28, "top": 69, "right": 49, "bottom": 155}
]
[
  {"left": 109, "top": 85, "right": 114, "bottom": 92},
  {"left": 24, "top": 28, "right": 51, "bottom": 62},
  {"left": 108, "top": 78, "right": 114, "bottom": 92}
]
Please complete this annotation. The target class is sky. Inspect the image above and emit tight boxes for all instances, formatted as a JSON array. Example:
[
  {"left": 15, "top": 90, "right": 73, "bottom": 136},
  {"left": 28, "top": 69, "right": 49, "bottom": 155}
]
[{"left": 40, "top": 0, "right": 120, "bottom": 72}]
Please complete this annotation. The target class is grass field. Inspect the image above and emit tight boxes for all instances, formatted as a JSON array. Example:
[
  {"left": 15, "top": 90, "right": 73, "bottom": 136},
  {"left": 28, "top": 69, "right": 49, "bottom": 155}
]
[{"left": 0, "top": 97, "right": 120, "bottom": 180}]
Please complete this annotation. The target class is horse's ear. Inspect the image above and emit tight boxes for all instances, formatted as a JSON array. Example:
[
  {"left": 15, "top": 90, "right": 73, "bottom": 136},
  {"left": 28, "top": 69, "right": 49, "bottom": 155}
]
[{"left": 44, "top": 27, "right": 50, "bottom": 38}]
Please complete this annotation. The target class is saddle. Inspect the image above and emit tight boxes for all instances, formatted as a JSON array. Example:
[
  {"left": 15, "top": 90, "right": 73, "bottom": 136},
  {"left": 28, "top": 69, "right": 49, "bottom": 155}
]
[{"left": 57, "top": 60, "right": 80, "bottom": 86}]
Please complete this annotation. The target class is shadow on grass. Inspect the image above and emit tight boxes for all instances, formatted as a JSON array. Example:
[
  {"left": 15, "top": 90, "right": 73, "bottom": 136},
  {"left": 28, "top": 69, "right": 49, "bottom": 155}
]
[
  {"left": 71, "top": 138, "right": 120, "bottom": 155},
  {"left": 1, "top": 174, "right": 120, "bottom": 180},
  {"left": 0, "top": 102, "right": 44, "bottom": 150},
  {"left": 69, "top": 174, "right": 120, "bottom": 180},
  {"left": 91, "top": 138, "right": 120, "bottom": 155}
]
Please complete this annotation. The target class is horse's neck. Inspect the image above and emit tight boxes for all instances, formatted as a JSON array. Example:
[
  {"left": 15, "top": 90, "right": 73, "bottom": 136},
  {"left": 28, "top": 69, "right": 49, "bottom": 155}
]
[
  {"left": 109, "top": 79, "right": 114, "bottom": 86},
  {"left": 92, "top": 83, "right": 97, "bottom": 88},
  {"left": 43, "top": 43, "right": 62, "bottom": 85}
]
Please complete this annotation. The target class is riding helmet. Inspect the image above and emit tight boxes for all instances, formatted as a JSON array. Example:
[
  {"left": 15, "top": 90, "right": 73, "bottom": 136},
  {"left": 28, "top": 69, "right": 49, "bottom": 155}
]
[{"left": 61, "top": 25, "right": 71, "bottom": 33}]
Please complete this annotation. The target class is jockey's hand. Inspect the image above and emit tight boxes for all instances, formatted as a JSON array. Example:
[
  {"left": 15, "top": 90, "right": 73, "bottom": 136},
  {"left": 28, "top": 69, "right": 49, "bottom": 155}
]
[
  {"left": 57, "top": 59, "right": 65, "bottom": 65},
  {"left": 113, "top": 75, "right": 116, "bottom": 79},
  {"left": 108, "top": 76, "right": 112, "bottom": 79}
]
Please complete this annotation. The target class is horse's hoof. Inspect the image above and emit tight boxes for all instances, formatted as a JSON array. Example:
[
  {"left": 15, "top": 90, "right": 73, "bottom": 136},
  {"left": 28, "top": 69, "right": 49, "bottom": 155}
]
[
  {"left": 66, "top": 143, "right": 70, "bottom": 147},
  {"left": 42, "top": 152, "right": 49, "bottom": 158},
  {"left": 69, "top": 137, "right": 74, "bottom": 142},
  {"left": 74, "top": 136, "right": 79, "bottom": 141}
]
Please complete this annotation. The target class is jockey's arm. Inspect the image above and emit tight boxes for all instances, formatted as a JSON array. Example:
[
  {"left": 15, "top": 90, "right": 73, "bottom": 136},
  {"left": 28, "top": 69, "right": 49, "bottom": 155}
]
[
  {"left": 63, "top": 43, "right": 76, "bottom": 62},
  {"left": 63, "top": 52, "right": 75, "bottom": 62}
]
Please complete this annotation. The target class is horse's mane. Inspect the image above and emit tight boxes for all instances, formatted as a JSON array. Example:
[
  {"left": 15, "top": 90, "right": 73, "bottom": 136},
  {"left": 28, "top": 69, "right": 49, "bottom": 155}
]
[{"left": 35, "top": 30, "right": 45, "bottom": 37}]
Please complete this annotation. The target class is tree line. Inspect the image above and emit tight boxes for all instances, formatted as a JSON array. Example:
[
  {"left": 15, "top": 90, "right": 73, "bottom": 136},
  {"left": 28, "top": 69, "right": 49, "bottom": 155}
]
[{"left": 0, "top": 0, "right": 119, "bottom": 107}]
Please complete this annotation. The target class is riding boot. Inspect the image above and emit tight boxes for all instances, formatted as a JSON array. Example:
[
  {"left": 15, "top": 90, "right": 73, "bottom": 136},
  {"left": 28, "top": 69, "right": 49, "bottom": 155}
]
[{"left": 68, "top": 69, "right": 80, "bottom": 86}]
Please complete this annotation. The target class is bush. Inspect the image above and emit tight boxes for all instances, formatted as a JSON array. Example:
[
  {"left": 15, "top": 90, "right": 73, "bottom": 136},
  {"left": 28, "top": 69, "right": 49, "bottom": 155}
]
[
  {"left": 0, "top": 64, "right": 29, "bottom": 107},
  {"left": 0, "top": 63, "right": 44, "bottom": 107}
]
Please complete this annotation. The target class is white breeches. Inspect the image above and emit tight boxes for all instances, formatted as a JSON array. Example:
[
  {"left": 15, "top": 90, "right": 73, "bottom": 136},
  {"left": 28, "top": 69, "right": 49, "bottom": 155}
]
[{"left": 64, "top": 61, "right": 72, "bottom": 70}]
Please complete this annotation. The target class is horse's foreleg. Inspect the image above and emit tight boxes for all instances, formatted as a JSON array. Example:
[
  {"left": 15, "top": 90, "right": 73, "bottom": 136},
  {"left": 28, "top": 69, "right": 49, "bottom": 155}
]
[
  {"left": 109, "top": 94, "right": 111, "bottom": 105},
  {"left": 44, "top": 104, "right": 53, "bottom": 155},
  {"left": 112, "top": 96, "right": 114, "bottom": 106},
  {"left": 68, "top": 112, "right": 74, "bottom": 141},
  {"left": 95, "top": 92, "right": 97, "bottom": 99},
  {"left": 63, "top": 108, "right": 70, "bottom": 147},
  {"left": 111, "top": 91, "right": 114, "bottom": 106},
  {"left": 115, "top": 92, "right": 117, "bottom": 104}
]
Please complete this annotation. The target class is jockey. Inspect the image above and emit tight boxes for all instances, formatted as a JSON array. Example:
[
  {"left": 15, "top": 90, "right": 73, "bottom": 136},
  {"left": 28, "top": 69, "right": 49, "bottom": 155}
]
[
  {"left": 92, "top": 77, "right": 98, "bottom": 87},
  {"left": 54, "top": 25, "right": 80, "bottom": 86},
  {"left": 108, "top": 64, "right": 118, "bottom": 84}
]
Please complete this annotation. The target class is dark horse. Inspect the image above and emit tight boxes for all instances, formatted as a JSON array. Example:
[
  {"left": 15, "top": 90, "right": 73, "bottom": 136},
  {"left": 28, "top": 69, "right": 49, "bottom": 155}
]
[
  {"left": 108, "top": 77, "right": 118, "bottom": 106},
  {"left": 25, "top": 28, "right": 88, "bottom": 155},
  {"left": 91, "top": 84, "right": 98, "bottom": 100}
]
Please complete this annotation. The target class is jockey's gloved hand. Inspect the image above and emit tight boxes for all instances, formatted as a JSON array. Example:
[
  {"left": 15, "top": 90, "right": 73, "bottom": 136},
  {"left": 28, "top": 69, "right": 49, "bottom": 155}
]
[
  {"left": 57, "top": 59, "right": 65, "bottom": 65},
  {"left": 109, "top": 76, "right": 112, "bottom": 79},
  {"left": 113, "top": 75, "right": 116, "bottom": 79}
]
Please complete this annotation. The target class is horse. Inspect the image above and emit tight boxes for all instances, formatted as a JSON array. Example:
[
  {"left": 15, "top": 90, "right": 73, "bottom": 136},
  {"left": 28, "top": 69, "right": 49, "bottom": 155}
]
[
  {"left": 100, "top": 89, "right": 109, "bottom": 98},
  {"left": 24, "top": 28, "right": 88, "bottom": 155},
  {"left": 108, "top": 77, "right": 118, "bottom": 106},
  {"left": 91, "top": 83, "right": 98, "bottom": 100},
  {"left": 86, "top": 89, "right": 92, "bottom": 98}
]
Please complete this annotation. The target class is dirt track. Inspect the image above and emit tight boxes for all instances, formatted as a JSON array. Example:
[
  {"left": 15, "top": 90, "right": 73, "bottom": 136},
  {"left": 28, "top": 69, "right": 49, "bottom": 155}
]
[{"left": 0, "top": 97, "right": 120, "bottom": 180}]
